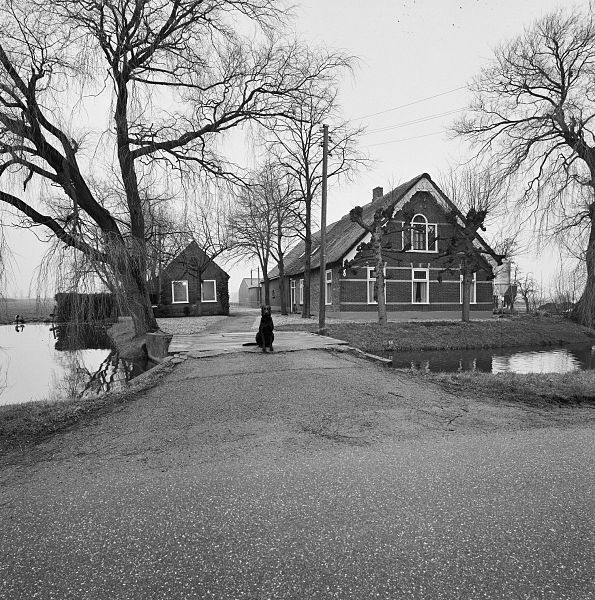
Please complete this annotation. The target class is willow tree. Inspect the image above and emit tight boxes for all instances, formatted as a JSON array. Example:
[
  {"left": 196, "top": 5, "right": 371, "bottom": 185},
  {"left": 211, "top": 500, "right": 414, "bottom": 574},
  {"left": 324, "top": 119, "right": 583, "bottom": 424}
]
[
  {"left": 455, "top": 7, "right": 595, "bottom": 327},
  {"left": 0, "top": 0, "right": 347, "bottom": 335}
]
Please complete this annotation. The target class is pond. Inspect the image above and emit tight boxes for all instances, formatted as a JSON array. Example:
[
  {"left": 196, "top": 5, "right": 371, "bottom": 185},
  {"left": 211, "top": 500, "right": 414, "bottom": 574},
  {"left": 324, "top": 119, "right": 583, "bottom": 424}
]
[
  {"left": 392, "top": 344, "right": 595, "bottom": 374},
  {"left": 0, "top": 323, "right": 153, "bottom": 406}
]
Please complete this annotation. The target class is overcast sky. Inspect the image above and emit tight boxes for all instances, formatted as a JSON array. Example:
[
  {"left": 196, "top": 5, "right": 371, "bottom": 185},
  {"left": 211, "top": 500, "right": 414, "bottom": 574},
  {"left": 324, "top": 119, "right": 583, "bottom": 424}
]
[{"left": 3, "top": 0, "right": 588, "bottom": 298}]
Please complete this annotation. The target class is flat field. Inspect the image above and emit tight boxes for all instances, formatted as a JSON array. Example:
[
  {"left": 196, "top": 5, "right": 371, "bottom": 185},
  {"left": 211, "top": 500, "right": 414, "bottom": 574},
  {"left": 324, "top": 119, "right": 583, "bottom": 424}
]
[{"left": 0, "top": 298, "right": 55, "bottom": 324}]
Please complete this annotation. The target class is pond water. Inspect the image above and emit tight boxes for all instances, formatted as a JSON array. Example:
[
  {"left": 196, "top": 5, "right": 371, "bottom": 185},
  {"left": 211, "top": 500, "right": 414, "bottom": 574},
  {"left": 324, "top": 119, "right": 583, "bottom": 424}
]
[
  {"left": 0, "top": 323, "right": 152, "bottom": 406},
  {"left": 392, "top": 344, "right": 595, "bottom": 374}
]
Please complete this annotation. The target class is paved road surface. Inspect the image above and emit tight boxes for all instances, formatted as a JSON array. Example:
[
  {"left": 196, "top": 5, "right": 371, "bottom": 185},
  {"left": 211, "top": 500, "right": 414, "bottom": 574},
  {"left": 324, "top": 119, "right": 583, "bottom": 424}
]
[{"left": 1, "top": 350, "right": 594, "bottom": 599}]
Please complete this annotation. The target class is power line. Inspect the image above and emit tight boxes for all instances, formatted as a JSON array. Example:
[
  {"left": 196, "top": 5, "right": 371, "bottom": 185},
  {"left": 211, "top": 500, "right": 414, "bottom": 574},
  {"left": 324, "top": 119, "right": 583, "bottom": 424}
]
[
  {"left": 363, "top": 108, "right": 464, "bottom": 135},
  {"left": 366, "top": 131, "right": 443, "bottom": 147},
  {"left": 351, "top": 86, "right": 467, "bottom": 121}
]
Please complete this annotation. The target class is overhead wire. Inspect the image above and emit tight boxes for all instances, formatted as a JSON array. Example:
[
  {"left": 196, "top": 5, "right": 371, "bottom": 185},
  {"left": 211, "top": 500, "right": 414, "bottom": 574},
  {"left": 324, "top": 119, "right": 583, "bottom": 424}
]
[
  {"left": 366, "top": 131, "right": 444, "bottom": 147},
  {"left": 351, "top": 86, "right": 467, "bottom": 121},
  {"left": 363, "top": 108, "right": 464, "bottom": 135}
]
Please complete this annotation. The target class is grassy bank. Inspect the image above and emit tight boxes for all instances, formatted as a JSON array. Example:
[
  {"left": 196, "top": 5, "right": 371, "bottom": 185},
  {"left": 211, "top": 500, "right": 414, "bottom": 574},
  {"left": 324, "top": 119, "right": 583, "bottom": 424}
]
[
  {"left": 0, "top": 357, "right": 176, "bottom": 452},
  {"left": 0, "top": 317, "right": 159, "bottom": 452},
  {"left": 277, "top": 315, "right": 595, "bottom": 356},
  {"left": 430, "top": 370, "right": 595, "bottom": 406},
  {"left": 278, "top": 314, "right": 595, "bottom": 406}
]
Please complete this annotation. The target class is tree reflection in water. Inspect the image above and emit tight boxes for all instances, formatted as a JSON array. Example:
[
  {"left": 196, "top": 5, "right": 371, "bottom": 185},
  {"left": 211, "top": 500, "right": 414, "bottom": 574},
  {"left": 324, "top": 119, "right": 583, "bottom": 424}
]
[
  {"left": 50, "top": 323, "right": 147, "bottom": 398},
  {"left": 82, "top": 351, "right": 136, "bottom": 396}
]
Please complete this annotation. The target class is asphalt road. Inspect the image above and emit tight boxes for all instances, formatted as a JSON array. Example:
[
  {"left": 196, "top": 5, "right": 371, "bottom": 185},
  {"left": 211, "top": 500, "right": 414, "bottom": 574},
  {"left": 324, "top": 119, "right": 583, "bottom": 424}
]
[{"left": 1, "top": 350, "right": 594, "bottom": 599}]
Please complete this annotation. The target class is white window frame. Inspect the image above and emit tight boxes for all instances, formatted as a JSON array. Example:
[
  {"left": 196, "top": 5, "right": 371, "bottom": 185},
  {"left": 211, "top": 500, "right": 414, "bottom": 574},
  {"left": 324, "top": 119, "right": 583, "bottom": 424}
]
[
  {"left": 408, "top": 214, "right": 438, "bottom": 253},
  {"left": 171, "top": 280, "right": 189, "bottom": 304},
  {"left": 201, "top": 279, "right": 217, "bottom": 303},
  {"left": 325, "top": 270, "right": 332, "bottom": 305},
  {"left": 460, "top": 272, "right": 477, "bottom": 304},
  {"left": 411, "top": 268, "right": 430, "bottom": 304},
  {"left": 299, "top": 278, "right": 304, "bottom": 304},
  {"left": 367, "top": 266, "right": 387, "bottom": 304}
]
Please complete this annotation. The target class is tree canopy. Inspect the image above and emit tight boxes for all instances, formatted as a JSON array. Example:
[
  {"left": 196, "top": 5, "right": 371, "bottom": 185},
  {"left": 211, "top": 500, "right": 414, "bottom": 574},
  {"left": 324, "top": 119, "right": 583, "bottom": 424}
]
[
  {"left": 455, "top": 7, "right": 595, "bottom": 326},
  {"left": 0, "top": 0, "right": 351, "bottom": 333}
]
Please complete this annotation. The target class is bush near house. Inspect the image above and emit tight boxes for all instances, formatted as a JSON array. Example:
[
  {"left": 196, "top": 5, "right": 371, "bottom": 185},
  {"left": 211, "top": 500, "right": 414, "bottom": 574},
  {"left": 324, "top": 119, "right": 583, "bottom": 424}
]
[{"left": 54, "top": 292, "right": 118, "bottom": 323}]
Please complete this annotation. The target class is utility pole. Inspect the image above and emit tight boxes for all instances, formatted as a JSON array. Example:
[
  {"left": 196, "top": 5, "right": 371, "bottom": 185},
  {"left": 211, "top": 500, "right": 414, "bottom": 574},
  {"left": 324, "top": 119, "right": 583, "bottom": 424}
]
[{"left": 318, "top": 124, "right": 329, "bottom": 335}]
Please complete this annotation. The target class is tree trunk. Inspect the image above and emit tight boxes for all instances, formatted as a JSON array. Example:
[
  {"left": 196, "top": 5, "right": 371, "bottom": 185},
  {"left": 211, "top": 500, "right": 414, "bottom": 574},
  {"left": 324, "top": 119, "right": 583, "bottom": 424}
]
[
  {"left": 373, "top": 222, "right": 387, "bottom": 326},
  {"left": 276, "top": 220, "right": 288, "bottom": 315},
  {"left": 302, "top": 195, "right": 312, "bottom": 318},
  {"left": 263, "top": 274, "right": 271, "bottom": 305},
  {"left": 523, "top": 297, "right": 530, "bottom": 313},
  {"left": 279, "top": 264, "right": 287, "bottom": 315},
  {"left": 573, "top": 206, "right": 595, "bottom": 328},
  {"left": 461, "top": 268, "right": 472, "bottom": 323},
  {"left": 121, "top": 267, "right": 159, "bottom": 336},
  {"left": 196, "top": 274, "right": 203, "bottom": 316}
]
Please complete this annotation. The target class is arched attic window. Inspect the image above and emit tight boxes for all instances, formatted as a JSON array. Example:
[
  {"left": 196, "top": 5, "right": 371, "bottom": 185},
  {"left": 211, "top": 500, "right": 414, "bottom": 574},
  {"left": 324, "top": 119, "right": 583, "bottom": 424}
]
[{"left": 410, "top": 213, "right": 438, "bottom": 252}]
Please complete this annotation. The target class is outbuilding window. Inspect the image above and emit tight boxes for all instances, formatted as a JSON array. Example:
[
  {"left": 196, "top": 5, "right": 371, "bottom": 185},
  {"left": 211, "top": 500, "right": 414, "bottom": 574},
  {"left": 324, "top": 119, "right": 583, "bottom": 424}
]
[
  {"left": 201, "top": 280, "right": 217, "bottom": 302},
  {"left": 172, "top": 280, "right": 189, "bottom": 303},
  {"left": 325, "top": 270, "right": 332, "bottom": 305}
]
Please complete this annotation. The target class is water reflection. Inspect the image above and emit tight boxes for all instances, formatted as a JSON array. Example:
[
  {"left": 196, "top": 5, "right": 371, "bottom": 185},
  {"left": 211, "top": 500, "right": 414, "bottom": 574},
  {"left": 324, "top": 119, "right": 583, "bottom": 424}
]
[
  {"left": 0, "top": 323, "right": 151, "bottom": 406},
  {"left": 392, "top": 344, "right": 595, "bottom": 374}
]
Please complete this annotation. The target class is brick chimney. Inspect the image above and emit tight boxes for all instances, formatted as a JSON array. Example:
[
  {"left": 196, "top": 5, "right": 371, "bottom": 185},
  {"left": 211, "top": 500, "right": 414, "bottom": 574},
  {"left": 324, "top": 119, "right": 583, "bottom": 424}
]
[{"left": 372, "top": 186, "right": 384, "bottom": 200}]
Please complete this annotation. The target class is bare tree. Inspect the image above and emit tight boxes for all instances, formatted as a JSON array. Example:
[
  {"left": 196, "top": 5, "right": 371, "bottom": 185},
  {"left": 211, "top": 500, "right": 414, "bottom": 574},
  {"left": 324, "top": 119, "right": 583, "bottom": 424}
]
[
  {"left": 0, "top": 0, "right": 350, "bottom": 335},
  {"left": 348, "top": 206, "right": 411, "bottom": 326},
  {"left": 264, "top": 53, "right": 368, "bottom": 317},
  {"left": 439, "top": 165, "right": 511, "bottom": 321},
  {"left": 454, "top": 7, "right": 595, "bottom": 327},
  {"left": 229, "top": 162, "right": 300, "bottom": 311},
  {"left": 514, "top": 269, "right": 539, "bottom": 313}
]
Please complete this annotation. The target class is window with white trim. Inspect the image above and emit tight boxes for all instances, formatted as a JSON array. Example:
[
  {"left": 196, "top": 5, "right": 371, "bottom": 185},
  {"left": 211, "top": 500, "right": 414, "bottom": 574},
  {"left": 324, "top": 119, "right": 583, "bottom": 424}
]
[
  {"left": 201, "top": 280, "right": 217, "bottom": 302},
  {"left": 367, "top": 266, "right": 386, "bottom": 304},
  {"left": 409, "top": 214, "right": 438, "bottom": 252},
  {"left": 325, "top": 270, "right": 332, "bottom": 305},
  {"left": 412, "top": 269, "right": 429, "bottom": 304},
  {"left": 460, "top": 272, "right": 477, "bottom": 304},
  {"left": 172, "top": 280, "right": 189, "bottom": 303},
  {"left": 299, "top": 279, "right": 304, "bottom": 304}
]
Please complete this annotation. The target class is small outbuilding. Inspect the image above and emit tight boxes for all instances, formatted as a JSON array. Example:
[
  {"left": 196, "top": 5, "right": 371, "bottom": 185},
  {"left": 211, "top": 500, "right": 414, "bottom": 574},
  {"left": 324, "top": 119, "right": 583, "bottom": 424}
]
[
  {"left": 238, "top": 277, "right": 262, "bottom": 308},
  {"left": 150, "top": 241, "right": 230, "bottom": 317}
]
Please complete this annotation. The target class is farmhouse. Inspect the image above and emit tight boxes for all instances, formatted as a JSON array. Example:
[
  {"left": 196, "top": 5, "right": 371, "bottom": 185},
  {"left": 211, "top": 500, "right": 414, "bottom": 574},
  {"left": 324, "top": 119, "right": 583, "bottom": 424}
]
[
  {"left": 267, "top": 173, "right": 501, "bottom": 316},
  {"left": 150, "top": 241, "right": 230, "bottom": 317}
]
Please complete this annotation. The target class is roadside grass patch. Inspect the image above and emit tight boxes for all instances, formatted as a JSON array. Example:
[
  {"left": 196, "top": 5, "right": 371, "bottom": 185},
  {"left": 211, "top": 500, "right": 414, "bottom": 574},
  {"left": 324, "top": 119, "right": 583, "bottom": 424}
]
[
  {"left": 429, "top": 370, "right": 595, "bottom": 407},
  {"left": 0, "top": 356, "right": 176, "bottom": 452},
  {"left": 279, "top": 315, "right": 595, "bottom": 406}
]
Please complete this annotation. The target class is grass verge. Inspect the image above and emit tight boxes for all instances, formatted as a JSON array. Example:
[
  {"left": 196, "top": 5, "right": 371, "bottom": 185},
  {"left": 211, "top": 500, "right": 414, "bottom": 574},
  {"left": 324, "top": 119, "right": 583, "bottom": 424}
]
[
  {"left": 0, "top": 322, "right": 172, "bottom": 453},
  {"left": 277, "top": 315, "right": 595, "bottom": 356},
  {"left": 279, "top": 314, "right": 595, "bottom": 407},
  {"left": 427, "top": 370, "right": 595, "bottom": 407}
]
